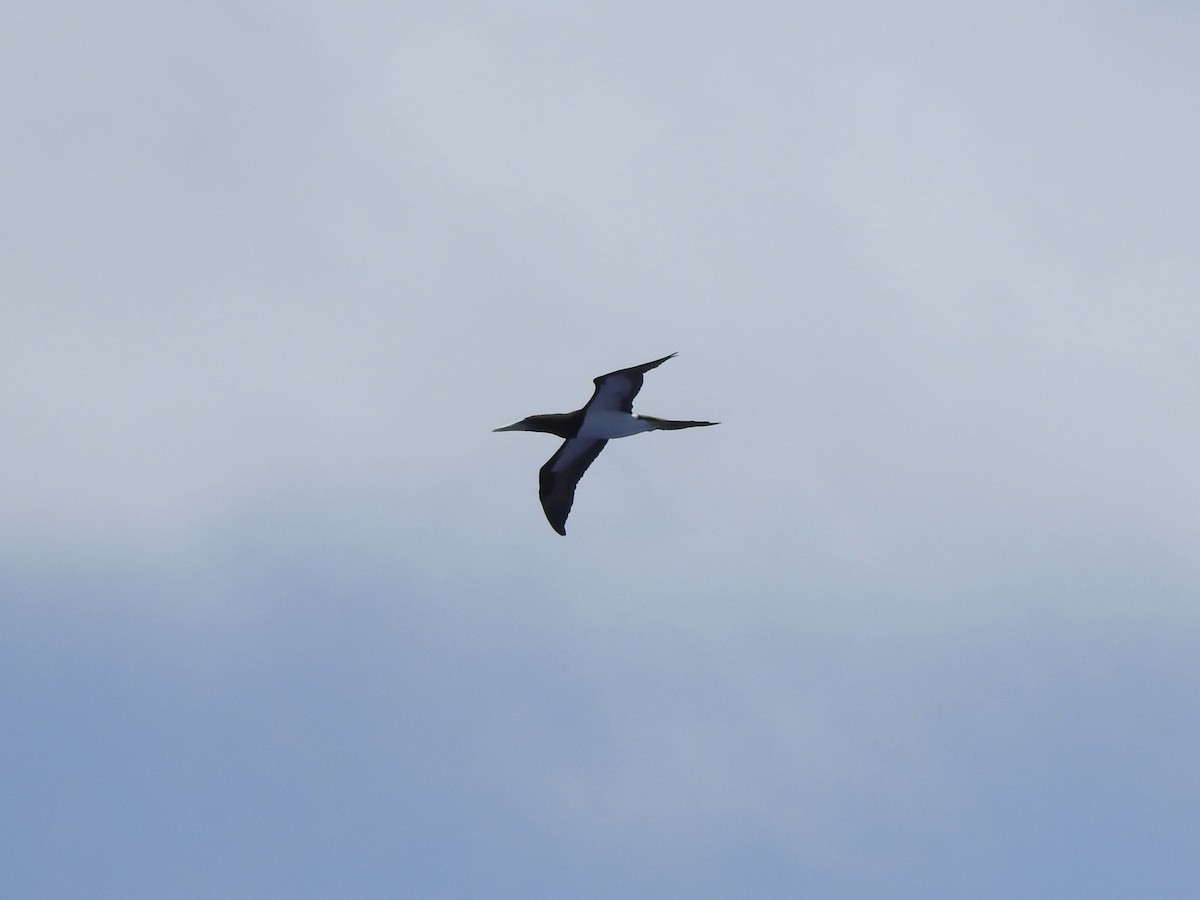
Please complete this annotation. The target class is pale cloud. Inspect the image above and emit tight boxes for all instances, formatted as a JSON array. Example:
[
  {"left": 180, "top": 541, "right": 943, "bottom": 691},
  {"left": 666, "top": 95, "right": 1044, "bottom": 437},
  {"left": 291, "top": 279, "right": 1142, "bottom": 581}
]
[{"left": 3, "top": 2, "right": 1199, "bottom": 897}]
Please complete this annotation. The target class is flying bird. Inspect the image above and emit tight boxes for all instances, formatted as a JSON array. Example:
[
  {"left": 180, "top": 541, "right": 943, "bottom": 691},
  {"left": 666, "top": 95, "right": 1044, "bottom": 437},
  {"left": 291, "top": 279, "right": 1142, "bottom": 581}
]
[{"left": 494, "top": 353, "right": 717, "bottom": 535}]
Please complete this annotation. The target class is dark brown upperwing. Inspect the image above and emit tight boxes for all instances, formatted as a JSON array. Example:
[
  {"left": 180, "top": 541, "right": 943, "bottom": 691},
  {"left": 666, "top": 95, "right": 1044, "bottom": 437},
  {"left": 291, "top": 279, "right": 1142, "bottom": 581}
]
[{"left": 538, "top": 438, "right": 609, "bottom": 535}]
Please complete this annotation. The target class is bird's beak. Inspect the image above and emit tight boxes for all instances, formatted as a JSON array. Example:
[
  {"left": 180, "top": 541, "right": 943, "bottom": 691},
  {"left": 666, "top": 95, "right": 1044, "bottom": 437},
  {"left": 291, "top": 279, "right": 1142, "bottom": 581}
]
[{"left": 493, "top": 421, "right": 526, "bottom": 432}]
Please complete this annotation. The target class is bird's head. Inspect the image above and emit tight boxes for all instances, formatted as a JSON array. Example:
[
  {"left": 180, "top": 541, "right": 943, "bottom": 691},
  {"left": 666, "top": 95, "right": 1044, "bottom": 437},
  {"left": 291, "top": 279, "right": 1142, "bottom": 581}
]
[
  {"left": 493, "top": 418, "right": 535, "bottom": 432},
  {"left": 492, "top": 412, "right": 576, "bottom": 437}
]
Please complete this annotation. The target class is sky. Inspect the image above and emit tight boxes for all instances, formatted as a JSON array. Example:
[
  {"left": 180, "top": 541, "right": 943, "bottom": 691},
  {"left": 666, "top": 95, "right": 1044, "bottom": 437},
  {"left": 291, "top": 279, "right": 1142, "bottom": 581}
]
[{"left": 3, "top": 1, "right": 1199, "bottom": 897}]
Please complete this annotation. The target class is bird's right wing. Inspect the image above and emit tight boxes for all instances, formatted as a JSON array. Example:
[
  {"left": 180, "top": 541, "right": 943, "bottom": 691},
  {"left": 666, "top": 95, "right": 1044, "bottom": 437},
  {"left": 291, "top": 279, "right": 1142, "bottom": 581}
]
[{"left": 538, "top": 437, "right": 608, "bottom": 535}]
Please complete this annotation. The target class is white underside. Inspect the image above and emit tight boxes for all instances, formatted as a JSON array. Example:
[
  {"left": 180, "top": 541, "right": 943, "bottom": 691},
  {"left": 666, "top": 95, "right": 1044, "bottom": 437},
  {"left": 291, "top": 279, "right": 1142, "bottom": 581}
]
[{"left": 577, "top": 410, "right": 654, "bottom": 440}]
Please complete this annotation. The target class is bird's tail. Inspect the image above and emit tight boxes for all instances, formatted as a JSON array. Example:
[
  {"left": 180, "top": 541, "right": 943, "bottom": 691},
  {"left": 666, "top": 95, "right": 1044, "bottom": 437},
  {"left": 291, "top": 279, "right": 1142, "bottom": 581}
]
[{"left": 639, "top": 415, "right": 719, "bottom": 430}]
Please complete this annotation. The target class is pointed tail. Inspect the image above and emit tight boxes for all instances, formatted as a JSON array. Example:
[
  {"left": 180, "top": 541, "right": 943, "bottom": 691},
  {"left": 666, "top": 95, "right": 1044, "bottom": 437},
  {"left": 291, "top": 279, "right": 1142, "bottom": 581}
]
[{"left": 639, "top": 416, "right": 719, "bottom": 430}]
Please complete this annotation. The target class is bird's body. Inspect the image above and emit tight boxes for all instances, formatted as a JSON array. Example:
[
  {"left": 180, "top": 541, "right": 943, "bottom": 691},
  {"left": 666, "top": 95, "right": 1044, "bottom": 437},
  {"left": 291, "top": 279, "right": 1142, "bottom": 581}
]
[{"left": 494, "top": 353, "right": 717, "bottom": 535}]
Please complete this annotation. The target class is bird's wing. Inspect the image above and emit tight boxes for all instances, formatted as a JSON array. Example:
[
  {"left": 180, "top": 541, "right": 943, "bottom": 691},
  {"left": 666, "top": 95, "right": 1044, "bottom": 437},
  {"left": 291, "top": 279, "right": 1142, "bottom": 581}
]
[
  {"left": 538, "top": 437, "right": 608, "bottom": 535},
  {"left": 584, "top": 353, "right": 677, "bottom": 414}
]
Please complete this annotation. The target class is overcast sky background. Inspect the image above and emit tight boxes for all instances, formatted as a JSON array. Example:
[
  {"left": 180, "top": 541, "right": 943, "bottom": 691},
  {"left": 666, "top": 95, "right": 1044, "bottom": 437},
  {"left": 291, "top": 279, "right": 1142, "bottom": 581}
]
[{"left": 3, "top": 1, "right": 1199, "bottom": 897}]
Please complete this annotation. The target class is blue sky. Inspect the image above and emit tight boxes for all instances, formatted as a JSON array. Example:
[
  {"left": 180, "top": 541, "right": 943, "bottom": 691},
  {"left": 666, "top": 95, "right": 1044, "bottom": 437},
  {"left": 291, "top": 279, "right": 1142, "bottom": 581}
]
[{"left": 3, "top": 2, "right": 1199, "bottom": 897}]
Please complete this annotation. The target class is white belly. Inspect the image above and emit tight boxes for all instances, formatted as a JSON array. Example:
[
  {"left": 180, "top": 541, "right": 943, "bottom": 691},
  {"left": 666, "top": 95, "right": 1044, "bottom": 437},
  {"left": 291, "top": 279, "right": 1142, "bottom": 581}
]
[{"left": 578, "top": 410, "right": 654, "bottom": 440}]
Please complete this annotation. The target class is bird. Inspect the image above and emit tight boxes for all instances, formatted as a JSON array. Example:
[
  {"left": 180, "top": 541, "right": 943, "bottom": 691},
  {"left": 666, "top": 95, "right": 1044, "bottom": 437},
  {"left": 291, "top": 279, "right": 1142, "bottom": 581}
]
[{"left": 494, "top": 353, "right": 717, "bottom": 535}]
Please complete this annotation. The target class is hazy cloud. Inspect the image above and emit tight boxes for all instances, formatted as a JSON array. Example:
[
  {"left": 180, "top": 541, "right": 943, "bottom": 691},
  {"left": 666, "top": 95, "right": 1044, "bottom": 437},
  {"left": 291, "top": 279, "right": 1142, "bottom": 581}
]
[{"left": 3, "top": 2, "right": 1198, "bottom": 897}]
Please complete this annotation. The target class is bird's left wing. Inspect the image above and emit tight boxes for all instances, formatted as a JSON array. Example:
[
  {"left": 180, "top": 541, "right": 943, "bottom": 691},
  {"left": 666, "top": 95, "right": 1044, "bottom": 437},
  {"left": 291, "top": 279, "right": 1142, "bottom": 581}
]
[{"left": 585, "top": 353, "right": 677, "bottom": 414}]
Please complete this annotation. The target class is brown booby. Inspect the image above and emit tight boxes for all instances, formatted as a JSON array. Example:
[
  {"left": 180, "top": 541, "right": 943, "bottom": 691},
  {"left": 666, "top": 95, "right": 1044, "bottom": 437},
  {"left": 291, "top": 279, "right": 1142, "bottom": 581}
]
[{"left": 494, "top": 353, "right": 717, "bottom": 534}]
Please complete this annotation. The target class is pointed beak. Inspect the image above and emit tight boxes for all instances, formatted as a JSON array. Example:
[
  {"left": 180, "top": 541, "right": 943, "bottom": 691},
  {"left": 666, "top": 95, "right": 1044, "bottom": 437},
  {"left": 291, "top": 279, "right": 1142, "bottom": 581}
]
[{"left": 493, "top": 421, "right": 526, "bottom": 432}]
